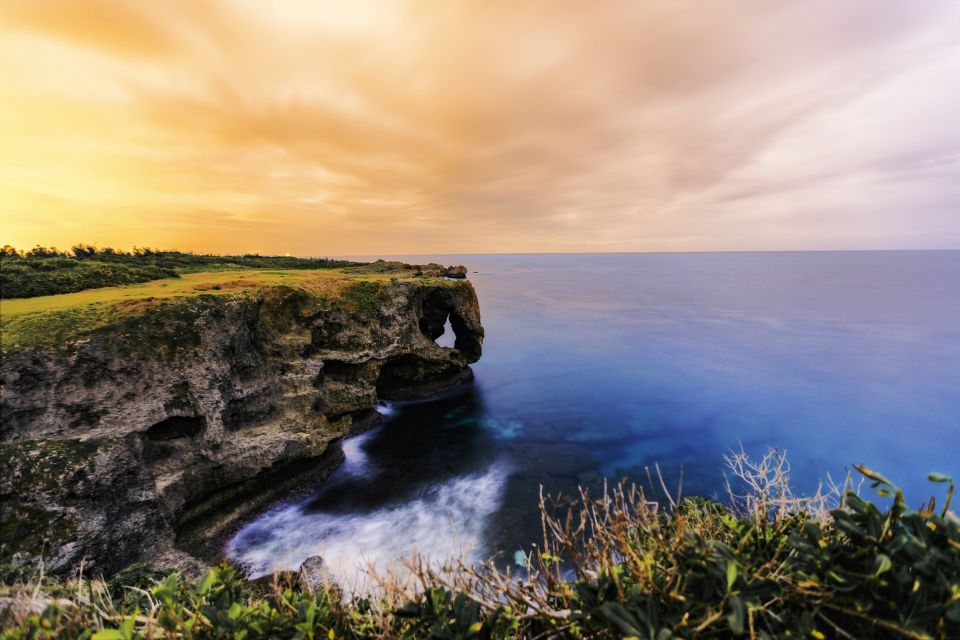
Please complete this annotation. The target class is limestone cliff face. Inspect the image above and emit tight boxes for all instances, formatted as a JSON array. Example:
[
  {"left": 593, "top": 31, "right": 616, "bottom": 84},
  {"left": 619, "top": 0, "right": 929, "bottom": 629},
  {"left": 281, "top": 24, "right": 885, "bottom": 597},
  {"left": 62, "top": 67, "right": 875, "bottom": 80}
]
[{"left": 0, "top": 275, "right": 483, "bottom": 575}]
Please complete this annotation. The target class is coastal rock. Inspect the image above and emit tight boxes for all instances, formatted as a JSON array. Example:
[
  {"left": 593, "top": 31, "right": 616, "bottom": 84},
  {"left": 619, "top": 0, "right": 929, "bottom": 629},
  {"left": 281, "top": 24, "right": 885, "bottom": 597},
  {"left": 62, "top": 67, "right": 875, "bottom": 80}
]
[
  {"left": 297, "top": 555, "right": 326, "bottom": 594},
  {"left": 442, "top": 265, "right": 468, "bottom": 278},
  {"left": 348, "top": 260, "right": 470, "bottom": 279},
  {"left": 0, "top": 268, "right": 483, "bottom": 576}
]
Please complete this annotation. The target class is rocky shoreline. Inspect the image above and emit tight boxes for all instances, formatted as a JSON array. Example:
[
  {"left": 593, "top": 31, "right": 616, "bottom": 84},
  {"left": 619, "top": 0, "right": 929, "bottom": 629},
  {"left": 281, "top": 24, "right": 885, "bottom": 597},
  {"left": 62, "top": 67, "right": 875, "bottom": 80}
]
[{"left": 0, "top": 265, "right": 483, "bottom": 577}]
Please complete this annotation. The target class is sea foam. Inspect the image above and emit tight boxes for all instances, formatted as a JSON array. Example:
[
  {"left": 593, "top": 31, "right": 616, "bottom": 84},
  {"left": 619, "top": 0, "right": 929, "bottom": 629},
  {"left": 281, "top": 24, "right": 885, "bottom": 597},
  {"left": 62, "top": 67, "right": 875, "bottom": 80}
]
[{"left": 226, "top": 460, "right": 508, "bottom": 593}]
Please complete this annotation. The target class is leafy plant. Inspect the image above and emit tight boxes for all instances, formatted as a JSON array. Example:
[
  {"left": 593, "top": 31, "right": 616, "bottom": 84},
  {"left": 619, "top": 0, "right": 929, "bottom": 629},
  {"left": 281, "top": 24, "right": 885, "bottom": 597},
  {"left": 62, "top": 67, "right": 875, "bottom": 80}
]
[{"left": 1, "top": 458, "right": 957, "bottom": 638}]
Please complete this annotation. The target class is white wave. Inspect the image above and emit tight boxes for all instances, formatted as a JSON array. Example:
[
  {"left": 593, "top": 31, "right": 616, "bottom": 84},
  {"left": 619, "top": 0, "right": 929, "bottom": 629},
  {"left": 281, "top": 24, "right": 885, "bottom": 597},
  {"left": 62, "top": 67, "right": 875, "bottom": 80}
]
[
  {"left": 339, "top": 430, "right": 374, "bottom": 476},
  {"left": 226, "top": 461, "right": 509, "bottom": 593},
  {"left": 374, "top": 402, "right": 395, "bottom": 416}
]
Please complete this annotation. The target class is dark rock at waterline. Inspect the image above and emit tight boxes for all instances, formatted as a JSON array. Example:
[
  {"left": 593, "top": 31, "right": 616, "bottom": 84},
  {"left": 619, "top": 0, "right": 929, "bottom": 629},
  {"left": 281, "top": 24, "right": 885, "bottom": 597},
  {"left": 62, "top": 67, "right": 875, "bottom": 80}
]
[
  {"left": 246, "top": 560, "right": 330, "bottom": 596},
  {"left": 442, "top": 265, "right": 468, "bottom": 278},
  {"left": 0, "top": 266, "right": 483, "bottom": 577}
]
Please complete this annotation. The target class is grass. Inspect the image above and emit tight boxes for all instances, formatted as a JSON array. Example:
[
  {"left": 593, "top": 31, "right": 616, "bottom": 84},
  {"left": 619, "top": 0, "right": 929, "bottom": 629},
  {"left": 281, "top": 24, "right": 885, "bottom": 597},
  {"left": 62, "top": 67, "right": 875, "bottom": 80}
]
[
  {"left": 0, "top": 269, "right": 447, "bottom": 354},
  {"left": 0, "top": 247, "right": 363, "bottom": 298},
  {"left": 2, "top": 271, "right": 330, "bottom": 316}
]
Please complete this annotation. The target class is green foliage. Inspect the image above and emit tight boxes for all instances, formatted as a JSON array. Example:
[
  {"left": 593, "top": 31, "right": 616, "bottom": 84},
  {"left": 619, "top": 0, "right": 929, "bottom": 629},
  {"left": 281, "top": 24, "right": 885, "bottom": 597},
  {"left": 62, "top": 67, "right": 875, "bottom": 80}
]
[
  {"left": 344, "top": 281, "right": 388, "bottom": 318},
  {"left": 521, "top": 470, "right": 959, "bottom": 639},
  {"left": 0, "top": 258, "right": 179, "bottom": 299},
  {"left": 0, "top": 269, "right": 397, "bottom": 355},
  {"left": 0, "top": 293, "right": 227, "bottom": 356},
  {"left": 107, "top": 564, "right": 176, "bottom": 610},
  {"left": 0, "top": 563, "right": 33, "bottom": 585},
  {"left": 1, "top": 470, "right": 957, "bottom": 638},
  {"left": 394, "top": 587, "right": 517, "bottom": 639},
  {"left": 2, "top": 565, "right": 351, "bottom": 640},
  {"left": 0, "top": 245, "right": 362, "bottom": 299}
]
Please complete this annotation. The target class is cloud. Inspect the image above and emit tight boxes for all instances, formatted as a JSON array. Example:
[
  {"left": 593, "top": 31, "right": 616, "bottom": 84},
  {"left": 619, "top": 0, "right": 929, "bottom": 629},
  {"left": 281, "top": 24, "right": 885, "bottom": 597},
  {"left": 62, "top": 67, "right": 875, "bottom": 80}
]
[{"left": 1, "top": 0, "right": 958, "bottom": 253}]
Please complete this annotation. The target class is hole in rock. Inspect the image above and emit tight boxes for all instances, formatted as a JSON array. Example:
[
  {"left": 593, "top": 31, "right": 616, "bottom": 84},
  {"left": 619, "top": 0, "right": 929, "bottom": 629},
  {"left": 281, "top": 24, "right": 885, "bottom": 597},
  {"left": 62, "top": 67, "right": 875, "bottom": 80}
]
[
  {"left": 146, "top": 415, "right": 205, "bottom": 441},
  {"left": 417, "top": 288, "right": 482, "bottom": 360},
  {"left": 435, "top": 315, "right": 456, "bottom": 348}
]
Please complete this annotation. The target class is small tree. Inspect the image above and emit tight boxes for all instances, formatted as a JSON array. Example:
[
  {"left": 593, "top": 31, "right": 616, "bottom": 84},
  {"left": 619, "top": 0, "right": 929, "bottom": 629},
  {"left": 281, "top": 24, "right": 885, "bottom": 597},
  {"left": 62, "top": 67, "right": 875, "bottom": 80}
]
[
  {"left": 0, "top": 244, "right": 23, "bottom": 259},
  {"left": 71, "top": 243, "right": 99, "bottom": 258}
]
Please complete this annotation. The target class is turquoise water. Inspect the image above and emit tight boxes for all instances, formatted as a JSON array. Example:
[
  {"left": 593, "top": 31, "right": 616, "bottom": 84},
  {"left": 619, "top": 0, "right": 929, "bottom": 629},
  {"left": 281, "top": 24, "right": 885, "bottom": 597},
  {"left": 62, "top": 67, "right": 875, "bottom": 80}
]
[{"left": 228, "top": 251, "right": 960, "bottom": 582}]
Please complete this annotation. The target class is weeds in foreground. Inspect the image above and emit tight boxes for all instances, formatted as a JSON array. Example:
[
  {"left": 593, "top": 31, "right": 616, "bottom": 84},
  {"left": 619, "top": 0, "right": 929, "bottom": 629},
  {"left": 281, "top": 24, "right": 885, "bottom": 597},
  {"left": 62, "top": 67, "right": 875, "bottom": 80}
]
[{"left": 2, "top": 449, "right": 958, "bottom": 639}]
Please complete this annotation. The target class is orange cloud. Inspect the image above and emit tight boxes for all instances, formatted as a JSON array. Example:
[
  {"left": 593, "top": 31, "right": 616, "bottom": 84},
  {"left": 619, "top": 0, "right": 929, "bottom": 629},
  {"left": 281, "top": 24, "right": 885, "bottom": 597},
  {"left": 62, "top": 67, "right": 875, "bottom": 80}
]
[{"left": 1, "top": 0, "right": 958, "bottom": 254}]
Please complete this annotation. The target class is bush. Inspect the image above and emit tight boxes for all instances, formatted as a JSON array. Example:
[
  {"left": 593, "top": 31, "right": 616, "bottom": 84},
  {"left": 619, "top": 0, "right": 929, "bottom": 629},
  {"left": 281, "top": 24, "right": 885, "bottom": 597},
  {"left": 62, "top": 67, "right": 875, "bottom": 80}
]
[
  {"left": 0, "top": 259, "right": 180, "bottom": 298},
  {"left": 1, "top": 462, "right": 957, "bottom": 638},
  {"left": 107, "top": 563, "right": 177, "bottom": 610}
]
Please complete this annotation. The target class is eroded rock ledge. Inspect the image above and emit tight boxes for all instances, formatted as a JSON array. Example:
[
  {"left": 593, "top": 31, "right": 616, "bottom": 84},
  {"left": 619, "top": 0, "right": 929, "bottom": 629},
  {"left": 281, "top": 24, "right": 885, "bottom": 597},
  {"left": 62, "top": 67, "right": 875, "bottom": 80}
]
[{"left": 0, "top": 266, "right": 482, "bottom": 576}]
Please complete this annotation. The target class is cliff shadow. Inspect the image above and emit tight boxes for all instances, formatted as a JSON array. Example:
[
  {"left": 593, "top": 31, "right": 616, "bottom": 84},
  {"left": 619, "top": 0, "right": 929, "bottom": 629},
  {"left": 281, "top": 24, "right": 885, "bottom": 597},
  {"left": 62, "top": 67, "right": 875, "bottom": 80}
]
[{"left": 303, "top": 385, "right": 498, "bottom": 515}]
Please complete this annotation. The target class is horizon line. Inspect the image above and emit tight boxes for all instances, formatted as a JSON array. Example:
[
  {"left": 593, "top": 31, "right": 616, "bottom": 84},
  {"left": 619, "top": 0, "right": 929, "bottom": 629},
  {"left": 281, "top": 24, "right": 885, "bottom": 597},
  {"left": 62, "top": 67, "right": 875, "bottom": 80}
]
[
  {"left": 330, "top": 247, "right": 960, "bottom": 259},
  {"left": 6, "top": 245, "right": 959, "bottom": 259}
]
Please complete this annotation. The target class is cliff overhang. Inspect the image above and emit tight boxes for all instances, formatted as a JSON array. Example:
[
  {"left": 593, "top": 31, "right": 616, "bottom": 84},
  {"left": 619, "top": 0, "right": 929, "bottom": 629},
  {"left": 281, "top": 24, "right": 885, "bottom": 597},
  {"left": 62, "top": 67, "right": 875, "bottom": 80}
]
[{"left": 0, "top": 265, "right": 483, "bottom": 575}]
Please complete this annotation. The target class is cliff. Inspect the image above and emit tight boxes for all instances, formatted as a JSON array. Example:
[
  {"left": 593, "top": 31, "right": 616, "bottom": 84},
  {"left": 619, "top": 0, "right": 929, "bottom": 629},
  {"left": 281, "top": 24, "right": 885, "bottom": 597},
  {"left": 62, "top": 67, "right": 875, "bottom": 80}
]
[{"left": 0, "top": 265, "right": 482, "bottom": 575}]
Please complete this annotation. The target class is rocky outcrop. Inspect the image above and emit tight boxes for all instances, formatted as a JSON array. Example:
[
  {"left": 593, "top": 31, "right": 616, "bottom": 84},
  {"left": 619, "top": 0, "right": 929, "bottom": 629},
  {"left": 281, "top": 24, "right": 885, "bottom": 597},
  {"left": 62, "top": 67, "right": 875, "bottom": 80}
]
[
  {"left": 441, "top": 265, "right": 468, "bottom": 278},
  {"left": 0, "top": 271, "right": 483, "bottom": 576},
  {"left": 297, "top": 555, "right": 326, "bottom": 594},
  {"left": 348, "top": 260, "right": 469, "bottom": 279}
]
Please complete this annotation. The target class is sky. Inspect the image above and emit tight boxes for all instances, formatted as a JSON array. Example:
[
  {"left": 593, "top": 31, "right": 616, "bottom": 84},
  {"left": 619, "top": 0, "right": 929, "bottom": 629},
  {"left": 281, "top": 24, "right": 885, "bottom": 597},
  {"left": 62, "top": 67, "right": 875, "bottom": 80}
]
[{"left": 1, "top": 1, "right": 959, "bottom": 255}]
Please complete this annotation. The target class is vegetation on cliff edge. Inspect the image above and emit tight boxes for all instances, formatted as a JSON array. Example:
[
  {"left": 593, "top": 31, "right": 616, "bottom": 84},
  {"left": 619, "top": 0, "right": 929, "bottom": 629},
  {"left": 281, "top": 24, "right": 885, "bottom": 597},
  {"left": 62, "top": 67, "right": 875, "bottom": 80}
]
[
  {"left": 0, "top": 245, "right": 362, "bottom": 299},
  {"left": 1, "top": 453, "right": 957, "bottom": 639},
  {"left": 0, "top": 268, "right": 463, "bottom": 354}
]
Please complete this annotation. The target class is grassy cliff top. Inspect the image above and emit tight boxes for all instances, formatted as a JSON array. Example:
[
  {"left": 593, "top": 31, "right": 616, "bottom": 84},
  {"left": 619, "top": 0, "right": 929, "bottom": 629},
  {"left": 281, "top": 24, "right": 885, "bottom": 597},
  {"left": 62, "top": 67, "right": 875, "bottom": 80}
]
[
  {"left": 0, "top": 246, "right": 364, "bottom": 299},
  {"left": 0, "top": 266, "right": 464, "bottom": 354},
  {"left": 1, "top": 270, "right": 366, "bottom": 316}
]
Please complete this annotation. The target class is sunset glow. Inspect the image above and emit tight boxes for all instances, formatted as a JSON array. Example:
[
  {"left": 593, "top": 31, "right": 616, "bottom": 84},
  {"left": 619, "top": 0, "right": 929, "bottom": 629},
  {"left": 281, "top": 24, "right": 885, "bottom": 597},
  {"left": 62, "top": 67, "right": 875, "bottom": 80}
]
[{"left": 1, "top": 0, "right": 959, "bottom": 254}]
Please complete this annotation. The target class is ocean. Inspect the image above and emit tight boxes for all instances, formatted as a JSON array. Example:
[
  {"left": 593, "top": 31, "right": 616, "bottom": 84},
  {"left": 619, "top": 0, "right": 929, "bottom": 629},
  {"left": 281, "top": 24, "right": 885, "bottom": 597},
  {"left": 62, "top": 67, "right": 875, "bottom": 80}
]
[{"left": 227, "top": 251, "right": 960, "bottom": 586}]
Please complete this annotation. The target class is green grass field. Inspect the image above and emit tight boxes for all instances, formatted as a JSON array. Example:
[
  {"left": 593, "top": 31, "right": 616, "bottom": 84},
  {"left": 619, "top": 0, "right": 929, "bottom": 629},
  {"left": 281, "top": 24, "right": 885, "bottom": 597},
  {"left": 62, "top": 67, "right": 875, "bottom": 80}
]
[
  {"left": 0, "top": 248, "right": 362, "bottom": 298},
  {"left": 0, "top": 269, "right": 408, "bottom": 354},
  {"left": 2, "top": 270, "right": 321, "bottom": 316}
]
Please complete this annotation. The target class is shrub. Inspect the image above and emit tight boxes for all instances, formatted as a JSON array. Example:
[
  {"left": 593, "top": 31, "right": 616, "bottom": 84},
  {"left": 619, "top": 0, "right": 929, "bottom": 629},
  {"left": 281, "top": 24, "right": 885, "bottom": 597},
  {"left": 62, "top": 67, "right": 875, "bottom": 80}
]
[
  {"left": 0, "top": 258, "right": 179, "bottom": 298},
  {"left": 1, "top": 459, "right": 957, "bottom": 638}
]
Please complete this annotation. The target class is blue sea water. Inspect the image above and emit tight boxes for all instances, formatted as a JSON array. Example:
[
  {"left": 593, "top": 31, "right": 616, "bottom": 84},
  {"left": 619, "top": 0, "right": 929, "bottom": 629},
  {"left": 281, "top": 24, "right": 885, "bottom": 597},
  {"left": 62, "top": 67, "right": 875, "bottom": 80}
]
[{"left": 227, "top": 251, "right": 960, "bottom": 584}]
